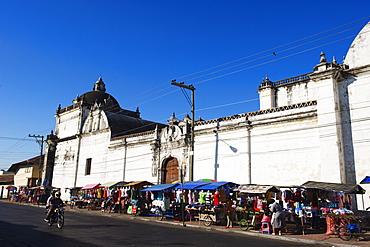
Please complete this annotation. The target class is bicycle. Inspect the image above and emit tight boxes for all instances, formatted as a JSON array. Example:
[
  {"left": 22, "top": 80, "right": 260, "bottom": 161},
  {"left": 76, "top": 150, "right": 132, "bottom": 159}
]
[
  {"left": 338, "top": 218, "right": 367, "bottom": 241},
  {"left": 235, "top": 210, "right": 255, "bottom": 231}
]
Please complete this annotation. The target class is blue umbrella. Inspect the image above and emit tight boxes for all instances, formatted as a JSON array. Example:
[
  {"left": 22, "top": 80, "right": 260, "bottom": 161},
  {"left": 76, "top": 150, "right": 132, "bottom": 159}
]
[{"left": 360, "top": 176, "right": 370, "bottom": 184}]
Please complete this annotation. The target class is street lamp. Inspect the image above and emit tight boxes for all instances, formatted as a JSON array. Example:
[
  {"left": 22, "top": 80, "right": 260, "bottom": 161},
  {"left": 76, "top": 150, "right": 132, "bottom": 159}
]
[{"left": 171, "top": 80, "right": 195, "bottom": 181}]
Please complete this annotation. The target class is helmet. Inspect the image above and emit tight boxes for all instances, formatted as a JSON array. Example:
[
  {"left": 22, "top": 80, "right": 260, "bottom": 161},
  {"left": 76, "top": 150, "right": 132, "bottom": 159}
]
[{"left": 55, "top": 191, "right": 61, "bottom": 198}]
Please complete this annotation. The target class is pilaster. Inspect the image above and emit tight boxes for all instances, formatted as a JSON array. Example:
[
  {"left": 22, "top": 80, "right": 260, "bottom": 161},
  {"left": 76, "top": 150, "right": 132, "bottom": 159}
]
[
  {"left": 311, "top": 52, "right": 347, "bottom": 183},
  {"left": 257, "top": 75, "right": 275, "bottom": 110}
]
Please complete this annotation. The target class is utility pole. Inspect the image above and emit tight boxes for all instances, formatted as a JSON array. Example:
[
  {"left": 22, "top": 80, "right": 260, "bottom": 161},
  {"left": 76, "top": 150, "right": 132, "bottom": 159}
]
[
  {"left": 171, "top": 80, "right": 195, "bottom": 181},
  {"left": 29, "top": 134, "right": 44, "bottom": 186}
]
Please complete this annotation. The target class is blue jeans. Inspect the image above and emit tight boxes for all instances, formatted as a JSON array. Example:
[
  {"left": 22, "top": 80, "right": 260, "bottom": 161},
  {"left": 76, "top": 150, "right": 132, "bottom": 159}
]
[{"left": 311, "top": 209, "right": 319, "bottom": 229}]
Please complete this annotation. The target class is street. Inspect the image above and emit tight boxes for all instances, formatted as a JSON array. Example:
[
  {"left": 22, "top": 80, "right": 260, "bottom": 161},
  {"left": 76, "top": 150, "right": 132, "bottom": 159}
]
[{"left": 0, "top": 201, "right": 325, "bottom": 247}]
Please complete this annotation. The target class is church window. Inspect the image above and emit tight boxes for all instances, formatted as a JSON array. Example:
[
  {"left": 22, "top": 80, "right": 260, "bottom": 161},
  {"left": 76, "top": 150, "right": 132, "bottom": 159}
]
[{"left": 85, "top": 158, "right": 92, "bottom": 175}]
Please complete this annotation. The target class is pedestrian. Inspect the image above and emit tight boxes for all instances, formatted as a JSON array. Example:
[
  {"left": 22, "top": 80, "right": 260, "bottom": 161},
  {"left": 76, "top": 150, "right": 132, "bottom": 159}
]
[
  {"left": 224, "top": 198, "right": 234, "bottom": 228},
  {"left": 268, "top": 199, "right": 285, "bottom": 235}
]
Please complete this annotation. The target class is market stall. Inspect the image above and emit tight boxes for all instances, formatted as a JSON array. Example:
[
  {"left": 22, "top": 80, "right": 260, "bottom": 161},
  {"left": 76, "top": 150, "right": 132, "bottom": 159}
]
[
  {"left": 184, "top": 181, "right": 236, "bottom": 226},
  {"left": 298, "top": 181, "right": 366, "bottom": 235},
  {"left": 173, "top": 181, "right": 212, "bottom": 222},
  {"left": 142, "top": 183, "right": 182, "bottom": 220},
  {"left": 100, "top": 181, "right": 127, "bottom": 213},
  {"left": 28, "top": 186, "right": 56, "bottom": 204},
  {"left": 66, "top": 187, "right": 82, "bottom": 208},
  {"left": 234, "top": 184, "right": 280, "bottom": 231},
  {"left": 6, "top": 185, "right": 17, "bottom": 201},
  {"left": 121, "top": 181, "right": 154, "bottom": 215},
  {"left": 79, "top": 183, "right": 103, "bottom": 210}
]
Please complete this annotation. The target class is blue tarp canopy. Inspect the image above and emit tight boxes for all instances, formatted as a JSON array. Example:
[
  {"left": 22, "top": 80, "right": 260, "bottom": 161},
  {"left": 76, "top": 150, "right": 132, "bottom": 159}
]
[
  {"left": 174, "top": 181, "right": 212, "bottom": 190},
  {"left": 360, "top": 176, "right": 370, "bottom": 184},
  {"left": 196, "top": 182, "right": 235, "bottom": 190},
  {"left": 141, "top": 183, "right": 179, "bottom": 192}
]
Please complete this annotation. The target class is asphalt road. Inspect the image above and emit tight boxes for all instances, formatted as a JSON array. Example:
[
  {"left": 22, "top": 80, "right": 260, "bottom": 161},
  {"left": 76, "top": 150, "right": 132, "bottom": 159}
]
[{"left": 0, "top": 201, "right": 326, "bottom": 247}]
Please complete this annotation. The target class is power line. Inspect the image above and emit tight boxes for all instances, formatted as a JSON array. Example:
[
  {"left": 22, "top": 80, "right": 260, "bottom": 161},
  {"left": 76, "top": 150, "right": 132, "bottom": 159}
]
[
  {"left": 180, "top": 25, "right": 364, "bottom": 85},
  {"left": 121, "top": 18, "right": 369, "bottom": 108},
  {"left": 174, "top": 17, "right": 370, "bottom": 82},
  {"left": 191, "top": 35, "right": 356, "bottom": 86},
  {"left": 126, "top": 33, "right": 355, "bottom": 112},
  {"left": 0, "top": 136, "right": 34, "bottom": 141}
]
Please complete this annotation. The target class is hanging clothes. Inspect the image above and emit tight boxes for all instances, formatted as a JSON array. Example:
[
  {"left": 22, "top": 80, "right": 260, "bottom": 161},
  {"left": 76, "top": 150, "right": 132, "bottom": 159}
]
[
  {"left": 192, "top": 190, "right": 199, "bottom": 203},
  {"left": 188, "top": 190, "right": 193, "bottom": 205},
  {"left": 219, "top": 189, "right": 227, "bottom": 202},
  {"left": 176, "top": 190, "right": 182, "bottom": 203},
  {"left": 213, "top": 191, "right": 220, "bottom": 205},
  {"left": 199, "top": 191, "right": 207, "bottom": 204},
  {"left": 205, "top": 191, "right": 212, "bottom": 204}
]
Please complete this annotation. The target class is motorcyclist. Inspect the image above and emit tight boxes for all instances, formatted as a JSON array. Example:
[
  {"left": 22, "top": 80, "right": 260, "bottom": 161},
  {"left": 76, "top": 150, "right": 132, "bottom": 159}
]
[
  {"left": 46, "top": 191, "right": 56, "bottom": 210},
  {"left": 44, "top": 191, "right": 63, "bottom": 223}
]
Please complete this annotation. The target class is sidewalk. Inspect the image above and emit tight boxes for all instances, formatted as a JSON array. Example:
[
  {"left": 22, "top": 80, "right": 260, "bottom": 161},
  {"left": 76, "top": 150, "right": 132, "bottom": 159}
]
[{"left": 2, "top": 199, "right": 369, "bottom": 247}]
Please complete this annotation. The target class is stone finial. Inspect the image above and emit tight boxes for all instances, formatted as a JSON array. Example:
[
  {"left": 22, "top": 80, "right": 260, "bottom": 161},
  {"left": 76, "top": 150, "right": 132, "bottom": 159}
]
[
  {"left": 93, "top": 77, "right": 106, "bottom": 92},
  {"left": 319, "top": 52, "right": 327, "bottom": 63},
  {"left": 258, "top": 74, "right": 273, "bottom": 90},
  {"left": 183, "top": 114, "right": 191, "bottom": 121},
  {"left": 168, "top": 112, "right": 180, "bottom": 124},
  {"left": 56, "top": 104, "right": 61, "bottom": 114}
]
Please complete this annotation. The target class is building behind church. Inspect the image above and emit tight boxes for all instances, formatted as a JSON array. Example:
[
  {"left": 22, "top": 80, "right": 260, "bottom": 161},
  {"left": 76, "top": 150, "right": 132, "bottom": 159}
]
[{"left": 42, "top": 22, "right": 370, "bottom": 210}]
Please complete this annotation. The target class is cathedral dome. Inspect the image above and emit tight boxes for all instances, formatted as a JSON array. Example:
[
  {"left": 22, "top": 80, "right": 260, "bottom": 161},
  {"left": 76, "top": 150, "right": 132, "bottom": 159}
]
[
  {"left": 344, "top": 21, "right": 370, "bottom": 69},
  {"left": 78, "top": 77, "right": 121, "bottom": 111},
  {"left": 79, "top": 90, "right": 120, "bottom": 106}
]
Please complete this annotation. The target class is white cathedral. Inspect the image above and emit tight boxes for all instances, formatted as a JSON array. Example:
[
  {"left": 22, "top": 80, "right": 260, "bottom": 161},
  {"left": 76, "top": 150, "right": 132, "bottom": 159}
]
[{"left": 43, "top": 22, "right": 370, "bottom": 209}]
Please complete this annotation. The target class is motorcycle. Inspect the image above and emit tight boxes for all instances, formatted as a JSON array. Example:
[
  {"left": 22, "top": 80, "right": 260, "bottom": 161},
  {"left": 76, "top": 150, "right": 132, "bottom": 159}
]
[{"left": 48, "top": 206, "right": 65, "bottom": 229}]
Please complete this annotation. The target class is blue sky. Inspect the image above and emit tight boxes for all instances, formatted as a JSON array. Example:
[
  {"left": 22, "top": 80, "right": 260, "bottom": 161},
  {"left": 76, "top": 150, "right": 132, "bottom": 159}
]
[{"left": 1, "top": 0, "right": 370, "bottom": 170}]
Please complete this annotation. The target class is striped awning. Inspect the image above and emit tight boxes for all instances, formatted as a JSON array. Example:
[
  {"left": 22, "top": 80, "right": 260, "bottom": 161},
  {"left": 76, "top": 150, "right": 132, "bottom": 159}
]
[
  {"left": 234, "top": 184, "right": 280, "bottom": 193},
  {"left": 101, "top": 181, "right": 122, "bottom": 188},
  {"left": 81, "top": 183, "right": 101, "bottom": 190},
  {"left": 123, "top": 181, "right": 154, "bottom": 187}
]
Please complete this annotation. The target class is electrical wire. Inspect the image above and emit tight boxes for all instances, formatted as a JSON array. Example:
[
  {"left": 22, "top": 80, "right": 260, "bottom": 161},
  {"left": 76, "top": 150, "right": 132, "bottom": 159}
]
[
  {"left": 124, "top": 33, "right": 355, "bottom": 110},
  {"left": 174, "top": 16, "right": 370, "bottom": 82},
  {"left": 180, "top": 25, "right": 364, "bottom": 84},
  {"left": 4, "top": 19, "right": 370, "bottom": 168},
  {"left": 122, "top": 18, "right": 369, "bottom": 108},
  {"left": 191, "top": 35, "right": 356, "bottom": 86}
]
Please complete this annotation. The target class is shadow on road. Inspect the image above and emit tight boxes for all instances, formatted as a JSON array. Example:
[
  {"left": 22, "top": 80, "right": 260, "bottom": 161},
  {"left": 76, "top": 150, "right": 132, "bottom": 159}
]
[{"left": 0, "top": 220, "right": 100, "bottom": 247}]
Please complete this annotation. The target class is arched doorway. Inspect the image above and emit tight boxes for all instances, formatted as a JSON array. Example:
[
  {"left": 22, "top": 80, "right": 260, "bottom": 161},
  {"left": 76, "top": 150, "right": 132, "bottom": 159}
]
[{"left": 161, "top": 157, "right": 179, "bottom": 184}]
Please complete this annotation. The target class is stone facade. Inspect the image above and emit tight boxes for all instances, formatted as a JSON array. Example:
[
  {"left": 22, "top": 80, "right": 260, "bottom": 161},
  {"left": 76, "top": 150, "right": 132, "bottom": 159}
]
[{"left": 45, "top": 22, "right": 370, "bottom": 210}]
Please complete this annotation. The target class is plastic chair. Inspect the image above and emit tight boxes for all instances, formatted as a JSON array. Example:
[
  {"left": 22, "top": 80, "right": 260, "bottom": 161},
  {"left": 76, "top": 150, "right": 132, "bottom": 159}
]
[{"left": 261, "top": 222, "right": 272, "bottom": 234}]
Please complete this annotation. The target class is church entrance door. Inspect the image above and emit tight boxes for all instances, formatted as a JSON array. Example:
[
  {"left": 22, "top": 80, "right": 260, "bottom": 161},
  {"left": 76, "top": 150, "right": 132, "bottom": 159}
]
[{"left": 161, "top": 157, "right": 179, "bottom": 184}]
